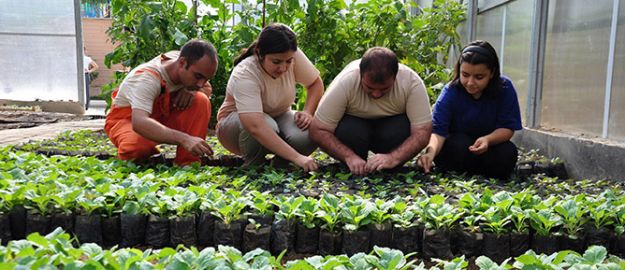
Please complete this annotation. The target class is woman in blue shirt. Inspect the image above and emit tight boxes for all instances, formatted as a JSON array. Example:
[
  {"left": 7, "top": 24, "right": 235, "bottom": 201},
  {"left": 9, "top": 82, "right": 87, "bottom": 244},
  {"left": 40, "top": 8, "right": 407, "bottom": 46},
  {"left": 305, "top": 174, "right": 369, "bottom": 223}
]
[{"left": 417, "top": 40, "right": 522, "bottom": 179}]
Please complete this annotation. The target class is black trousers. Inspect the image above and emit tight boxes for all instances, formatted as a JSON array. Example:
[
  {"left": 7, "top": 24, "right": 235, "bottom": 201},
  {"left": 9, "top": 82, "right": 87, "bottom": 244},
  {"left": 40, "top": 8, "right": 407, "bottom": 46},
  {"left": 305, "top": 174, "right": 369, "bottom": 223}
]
[
  {"left": 434, "top": 133, "right": 518, "bottom": 179},
  {"left": 334, "top": 114, "right": 410, "bottom": 160}
]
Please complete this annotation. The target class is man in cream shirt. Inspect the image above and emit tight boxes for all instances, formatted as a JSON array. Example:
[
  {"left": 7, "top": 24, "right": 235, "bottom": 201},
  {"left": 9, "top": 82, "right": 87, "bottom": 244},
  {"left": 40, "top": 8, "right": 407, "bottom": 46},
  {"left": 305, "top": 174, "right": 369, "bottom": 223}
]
[{"left": 310, "top": 47, "right": 432, "bottom": 175}]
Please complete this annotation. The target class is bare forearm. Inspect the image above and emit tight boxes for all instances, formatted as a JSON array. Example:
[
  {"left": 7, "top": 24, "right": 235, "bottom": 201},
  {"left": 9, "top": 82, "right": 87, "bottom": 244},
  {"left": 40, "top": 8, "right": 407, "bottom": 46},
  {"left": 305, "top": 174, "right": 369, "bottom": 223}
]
[
  {"left": 483, "top": 128, "right": 514, "bottom": 145},
  {"left": 133, "top": 117, "right": 188, "bottom": 145},
  {"left": 303, "top": 78, "right": 324, "bottom": 115},
  {"left": 310, "top": 127, "right": 358, "bottom": 163},
  {"left": 389, "top": 123, "right": 432, "bottom": 164},
  {"left": 426, "top": 133, "right": 446, "bottom": 156}
]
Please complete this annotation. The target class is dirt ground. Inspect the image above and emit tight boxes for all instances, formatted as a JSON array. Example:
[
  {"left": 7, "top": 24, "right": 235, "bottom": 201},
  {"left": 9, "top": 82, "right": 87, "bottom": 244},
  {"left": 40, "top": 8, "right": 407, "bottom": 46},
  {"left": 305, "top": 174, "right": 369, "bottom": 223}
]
[{"left": 0, "top": 118, "right": 104, "bottom": 146}]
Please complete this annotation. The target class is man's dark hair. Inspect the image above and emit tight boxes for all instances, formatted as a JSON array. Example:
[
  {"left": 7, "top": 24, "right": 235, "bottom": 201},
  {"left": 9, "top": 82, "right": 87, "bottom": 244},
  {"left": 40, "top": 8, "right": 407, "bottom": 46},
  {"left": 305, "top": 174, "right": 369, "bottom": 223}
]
[
  {"left": 359, "top": 47, "right": 399, "bottom": 84},
  {"left": 180, "top": 39, "right": 217, "bottom": 68}
]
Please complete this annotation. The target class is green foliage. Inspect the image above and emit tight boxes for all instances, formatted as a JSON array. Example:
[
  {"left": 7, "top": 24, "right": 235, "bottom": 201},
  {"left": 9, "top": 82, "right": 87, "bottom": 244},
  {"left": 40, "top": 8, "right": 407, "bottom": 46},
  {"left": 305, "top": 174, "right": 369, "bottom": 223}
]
[
  {"left": 296, "top": 197, "right": 319, "bottom": 228},
  {"left": 103, "top": 0, "right": 465, "bottom": 125},
  {"left": 316, "top": 194, "right": 341, "bottom": 232},
  {"left": 421, "top": 194, "right": 462, "bottom": 230},
  {"left": 340, "top": 195, "right": 374, "bottom": 231},
  {"left": 554, "top": 195, "right": 588, "bottom": 237},
  {"left": 273, "top": 195, "right": 303, "bottom": 221}
]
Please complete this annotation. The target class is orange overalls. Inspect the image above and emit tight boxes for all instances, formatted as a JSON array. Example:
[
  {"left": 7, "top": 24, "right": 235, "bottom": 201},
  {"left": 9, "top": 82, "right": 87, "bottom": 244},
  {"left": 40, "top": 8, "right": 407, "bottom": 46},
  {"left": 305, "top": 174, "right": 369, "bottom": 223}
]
[{"left": 104, "top": 69, "right": 211, "bottom": 166}]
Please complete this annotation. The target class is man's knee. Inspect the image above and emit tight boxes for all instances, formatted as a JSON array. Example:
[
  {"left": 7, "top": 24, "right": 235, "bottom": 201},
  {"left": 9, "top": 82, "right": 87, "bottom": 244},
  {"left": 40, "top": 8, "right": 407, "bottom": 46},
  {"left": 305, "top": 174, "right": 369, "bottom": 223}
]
[
  {"left": 334, "top": 115, "right": 371, "bottom": 158},
  {"left": 373, "top": 115, "right": 410, "bottom": 151},
  {"left": 117, "top": 140, "right": 156, "bottom": 161},
  {"left": 335, "top": 115, "right": 370, "bottom": 144}
]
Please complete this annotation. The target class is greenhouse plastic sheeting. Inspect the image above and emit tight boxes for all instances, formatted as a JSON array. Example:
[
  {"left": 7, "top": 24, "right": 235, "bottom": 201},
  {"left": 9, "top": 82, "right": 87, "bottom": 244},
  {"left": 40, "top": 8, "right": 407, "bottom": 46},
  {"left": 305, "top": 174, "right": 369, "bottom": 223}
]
[{"left": 0, "top": 0, "right": 82, "bottom": 102}]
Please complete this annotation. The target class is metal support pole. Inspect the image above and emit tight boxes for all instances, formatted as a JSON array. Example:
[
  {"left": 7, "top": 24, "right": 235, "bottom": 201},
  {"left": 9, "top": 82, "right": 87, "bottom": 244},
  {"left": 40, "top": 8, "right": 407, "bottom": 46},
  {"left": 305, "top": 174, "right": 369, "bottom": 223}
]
[
  {"left": 526, "top": 0, "right": 549, "bottom": 128},
  {"left": 74, "top": 0, "right": 85, "bottom": 108},
  {"left": 466, "top": 0, "right": 478, "bottom": 43},
  {"left": 602, "top": 0, "right": 619, "bottom": 138},
  {"left": 500, "top": 6, "right": 507, "bottom": 70}
]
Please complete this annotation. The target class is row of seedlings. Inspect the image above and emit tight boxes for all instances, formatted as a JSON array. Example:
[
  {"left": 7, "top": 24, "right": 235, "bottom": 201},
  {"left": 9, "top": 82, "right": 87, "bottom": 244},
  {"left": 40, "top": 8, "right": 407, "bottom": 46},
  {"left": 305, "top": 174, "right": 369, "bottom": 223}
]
[
  {"left": 3, "top": 228, "right": 625, "bottom": 269},
  {"left": 2, "top": 177, "right": 625, "bottom": 260}
]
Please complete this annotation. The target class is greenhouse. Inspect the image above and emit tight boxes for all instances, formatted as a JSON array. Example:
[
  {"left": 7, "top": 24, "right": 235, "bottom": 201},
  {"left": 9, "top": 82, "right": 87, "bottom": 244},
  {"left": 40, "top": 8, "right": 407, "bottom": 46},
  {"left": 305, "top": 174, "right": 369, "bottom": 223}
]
[{"left": 1, "top": 0, "right": 625, "bottom": 269}]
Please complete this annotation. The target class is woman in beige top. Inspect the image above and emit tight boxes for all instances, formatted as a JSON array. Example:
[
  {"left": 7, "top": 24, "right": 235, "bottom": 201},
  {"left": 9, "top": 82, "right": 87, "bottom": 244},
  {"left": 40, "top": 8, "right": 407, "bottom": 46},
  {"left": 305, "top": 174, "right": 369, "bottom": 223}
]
[{"left": 216, "top": 23, "right": 324, "bottom": 172}]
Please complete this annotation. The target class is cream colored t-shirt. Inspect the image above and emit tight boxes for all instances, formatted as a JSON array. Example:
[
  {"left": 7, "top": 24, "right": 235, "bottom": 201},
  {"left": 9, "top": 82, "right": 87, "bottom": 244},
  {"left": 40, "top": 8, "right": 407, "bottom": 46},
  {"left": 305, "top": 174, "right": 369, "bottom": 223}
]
[
  {"left": 112, "top": 51, "right": 184, "bottom": 114},
  {"left": 315, "top": 59, "right": 432, "bottom": 129},
  {"left": 217, "top": 49, "right": 320, "bottom": 122}
]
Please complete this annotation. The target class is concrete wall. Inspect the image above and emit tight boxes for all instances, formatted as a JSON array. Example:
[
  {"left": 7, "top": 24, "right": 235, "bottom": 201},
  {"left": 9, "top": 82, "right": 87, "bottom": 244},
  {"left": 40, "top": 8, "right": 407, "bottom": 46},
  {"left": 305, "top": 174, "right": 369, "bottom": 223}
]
[
  {"left": 512, "top": 128, "right": 625, "bottom": 181},
  {"left": 82, "top": 18, "right": 123, "bottom": 97}
]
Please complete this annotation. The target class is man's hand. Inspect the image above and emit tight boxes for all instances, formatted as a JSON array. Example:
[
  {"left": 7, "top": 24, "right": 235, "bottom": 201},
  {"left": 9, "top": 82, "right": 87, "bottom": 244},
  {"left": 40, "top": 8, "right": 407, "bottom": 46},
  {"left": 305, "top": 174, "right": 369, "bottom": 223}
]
[
  {"left": 200, "top": 82, "right": 213, "bottom": 97},
  {"left": 294, "top": 111, "right": 313, "bottom": 130},
  {"left": 345, "top": 155, "right": 367, "bottom": 176},
  {"left": 365, "top": 153, "right": 400, "bottom": 173},
  {"left": 469, "top": 137, "right": 489, "bottom": 155},
  {"left": 172, "top": 89, "right": 195, "bottom": 110},
  {"left": 416, "top": 146, "right": 435, "bottom": 174},
  {"left": 180, "top": 135, "right": 213, "bottom": 157},
  {"left": 293, "top": 155, "right": 318, "bottom": 172}
]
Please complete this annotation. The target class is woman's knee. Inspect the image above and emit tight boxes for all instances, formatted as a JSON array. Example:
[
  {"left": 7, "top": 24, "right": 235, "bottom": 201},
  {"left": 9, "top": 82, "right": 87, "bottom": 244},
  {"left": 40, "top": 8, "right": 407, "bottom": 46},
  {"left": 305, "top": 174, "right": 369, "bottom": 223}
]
[
  {"left": 445, "top": 133, "right": 474, "bottom": 150},
  {"left": 284, "top": 129, "right": 317, "bottom": 155}
]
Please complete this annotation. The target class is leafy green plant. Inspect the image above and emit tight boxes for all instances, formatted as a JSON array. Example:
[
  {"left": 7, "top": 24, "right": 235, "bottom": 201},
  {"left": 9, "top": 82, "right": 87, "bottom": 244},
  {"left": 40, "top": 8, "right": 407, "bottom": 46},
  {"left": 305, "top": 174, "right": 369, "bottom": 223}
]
[
  {"left": 211, "top": 191, "right": 248, "bottom": 225},
  {"left": 475, "top": 256, "right": 512, "bottom": 270},
  {"left": 340, "top": 196, "right": 374, "bottom": 231},
  {"left": 166, "top": 188, "right": 200, "bottom": 217},
  {"left": 431, "top": 255, "right": 469, "bottom": 270},
  {"left": 512, "top": 249, "right": 573, "bottom": 270},
  {"left": 364, "top": 246, "right": 418, "bottom": 270},
  {"left": 370, "top": 197, "right": 397, "bottom": 225},
  {"left": 247, "top": 190, "right": 274, "bottom": 217},
  {"left": 563, "top": 245, "right": 621, "bottom": 270},
  {"left": 528, "top": 208, "right": 562, "bottom": 237},
  {"left": 76, "top": 191, "right": 106, "bottom": 215},
  {"left": 23, "top": 184, "right": 56, "bottom": 216},
  {"left": 509, "top": 206, "right": 529, "bottom": 233},
  {"left": 390, "top": 200, "right": 419, "bottom": 228},
  {"left": 614, "top": 203, "right": 625, "bottom": 235},
  {"left": 586, "top": 197, "right": 615, "bottom": 230},
  {"left": 479, "top": 206, "right": 511, "bottom": 234},
  {"left": 296, "top": 197, "right": 319, "bottom": 229},
  {"left": 316, "top": 194, "right": 342, "bottom": 232},
  {"left": 422, "top": 194, "right": 462, "bottom": 230},
  {"left": 273, "top": 196, "right": 303, "bottom": 221},
  {"left": 554, "top": 195, "right": 588, "bottom": 237}
]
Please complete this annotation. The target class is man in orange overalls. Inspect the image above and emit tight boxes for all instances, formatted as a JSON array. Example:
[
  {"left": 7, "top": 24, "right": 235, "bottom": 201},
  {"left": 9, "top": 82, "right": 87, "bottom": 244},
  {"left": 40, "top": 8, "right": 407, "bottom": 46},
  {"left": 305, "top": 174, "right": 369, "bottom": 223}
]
[{"left": 104, "top": 39, "right": 218, "bottom": 165}]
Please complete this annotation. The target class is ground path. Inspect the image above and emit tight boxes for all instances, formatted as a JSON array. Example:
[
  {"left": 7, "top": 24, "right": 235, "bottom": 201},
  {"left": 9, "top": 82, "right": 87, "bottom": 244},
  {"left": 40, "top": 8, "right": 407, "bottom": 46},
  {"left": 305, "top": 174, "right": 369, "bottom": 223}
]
[{"left": 0, "top": 119, "right": 104, "bottom": 146}]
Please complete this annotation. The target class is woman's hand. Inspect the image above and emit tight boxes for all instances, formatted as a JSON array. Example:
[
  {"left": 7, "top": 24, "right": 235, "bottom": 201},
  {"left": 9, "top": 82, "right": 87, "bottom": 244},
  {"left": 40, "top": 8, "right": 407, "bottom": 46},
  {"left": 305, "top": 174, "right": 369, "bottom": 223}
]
[
  {"left": 416, "top": 146, "right": 435, "bottom": 174},
  {"left": 294, "top": 111, "right": 313, "bottom": 130},
  {"left": 293, "top": 155, "right": 318, "bottom": 172},
  {"left": 469, "top": 137, "right": 489, "bottom": 155}
]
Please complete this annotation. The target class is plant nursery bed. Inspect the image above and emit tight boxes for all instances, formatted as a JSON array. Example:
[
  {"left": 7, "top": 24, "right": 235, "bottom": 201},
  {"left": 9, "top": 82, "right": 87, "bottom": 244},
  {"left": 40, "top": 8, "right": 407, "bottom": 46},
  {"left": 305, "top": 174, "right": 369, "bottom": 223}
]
[{"left": 2, "top": 129, "right": 625, "bottom": 267}]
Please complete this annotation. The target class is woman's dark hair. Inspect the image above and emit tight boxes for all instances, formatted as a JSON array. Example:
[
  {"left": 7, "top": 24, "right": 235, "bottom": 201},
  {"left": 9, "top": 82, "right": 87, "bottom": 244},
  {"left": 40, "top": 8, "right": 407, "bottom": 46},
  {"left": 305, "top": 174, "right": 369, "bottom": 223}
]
[
  {"left": 451, "top": 40, "right": 502, "bottom": 97},
  {"left": 233, "top": 23, "right": 297, "bottom": 66}
]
